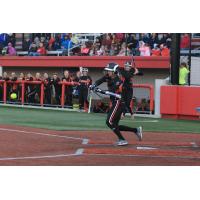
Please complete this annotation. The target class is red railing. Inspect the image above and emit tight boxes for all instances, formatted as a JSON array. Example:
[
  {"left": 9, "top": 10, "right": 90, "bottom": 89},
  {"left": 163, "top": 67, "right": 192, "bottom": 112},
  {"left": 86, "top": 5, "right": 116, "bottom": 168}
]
[
  {"left": 0, "top": 80, "right": 154, "bottom": 112},
  {"left": 0, "top": 80, "right": 78, "bottom": 107}
]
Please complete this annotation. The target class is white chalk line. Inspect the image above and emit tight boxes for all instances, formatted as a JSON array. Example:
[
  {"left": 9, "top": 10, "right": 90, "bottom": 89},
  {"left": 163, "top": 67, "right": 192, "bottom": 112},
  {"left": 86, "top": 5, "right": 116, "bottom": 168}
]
[
  {"left": 0, "top": 148, "right": 84, "bottom": 161},
  {"left": 82, "top": 153, "right": 200, "bottom": 160},
  {"left": 122, "top": 120, "right": 158, "bottom": 123},
  {"left": 0, "top": 128, "right": 87, "bottom": 141}
]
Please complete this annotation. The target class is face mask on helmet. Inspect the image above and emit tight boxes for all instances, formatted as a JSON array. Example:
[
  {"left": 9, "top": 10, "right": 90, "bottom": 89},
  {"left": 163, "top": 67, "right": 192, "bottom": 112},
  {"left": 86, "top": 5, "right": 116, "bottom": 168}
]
[{"left": 124, "top": 62, "right": 132, "bottom": 71}]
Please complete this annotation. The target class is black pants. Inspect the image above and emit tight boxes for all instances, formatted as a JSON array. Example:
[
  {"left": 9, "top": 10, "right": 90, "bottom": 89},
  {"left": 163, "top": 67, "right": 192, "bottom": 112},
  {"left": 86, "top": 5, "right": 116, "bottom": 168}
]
[
  {"left": 123, "top": 88, "right": 133, "bottom": 115},
  {"left": 55, "top": 93, "right": 61, "bottom": 105},
  {"left": 65, "top": 89, "right": 72, "bottom": 107},
  {"left": 106, "top": 99, "right": 137, "bottom": 140},
  {"left": 44, "top": 89, "right": 51, "bottom": 105},
  {"left": 79, "top": 87, "right": 88, "bottom": 109}
]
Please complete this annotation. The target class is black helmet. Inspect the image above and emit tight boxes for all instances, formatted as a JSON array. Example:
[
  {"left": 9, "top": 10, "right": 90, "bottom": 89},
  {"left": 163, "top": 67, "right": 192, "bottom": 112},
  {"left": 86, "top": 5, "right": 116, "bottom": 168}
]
[{"left": 104, "top": 62, "right": 119, "bottom": 73}]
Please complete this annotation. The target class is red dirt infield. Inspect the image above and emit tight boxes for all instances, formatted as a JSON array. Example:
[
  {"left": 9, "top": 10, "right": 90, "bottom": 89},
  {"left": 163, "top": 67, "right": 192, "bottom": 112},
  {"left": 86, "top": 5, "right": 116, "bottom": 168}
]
[{"left": 0, "top": 124, "right": 200, "bottom": 165}]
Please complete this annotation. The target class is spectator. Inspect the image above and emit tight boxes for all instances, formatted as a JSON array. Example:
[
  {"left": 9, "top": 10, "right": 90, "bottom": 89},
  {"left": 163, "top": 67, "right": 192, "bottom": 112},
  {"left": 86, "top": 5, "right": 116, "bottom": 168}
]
[
  {"left": 97, "top": 45, "right": 105, "bottom": 56},
  {"left": 62, "top": 70, "right": 73, "bottom": 107},
  {"left": 18, "top": 73, "right": 25, "bottom": 101},
  {"left": 48, "top": 37, "right": 55, "bottom": 50},
  {"left": 34, "top": 36, "right": 40, "bottom": 47},
  {"left": 37, "top": 42, "right": 46, "bottom": 56},
  {"left": 19, "top": 72, "right": 25, "bottom": 80},
  {"left": 89, "top": 45, "right": 95, "bottom": 56},
  {"left": 115, "top": 33, "right": 124, "bottom": 44},
  {"left": 7, "top": 34, "right": 16, "bottom": 47},
  {"left": 180, "top": 33, "right": 190, "bottom": 49},
  {"left": 61, "top": 35, "right": 73, "bottom": 56},
  {"left": 28, "top": 42, "right": 38, "bottom": 56},
  {"left": 139, "top": 42, "right": 151, "bottom": 56},
  {"left": 179, "top": 62, "right": 189, "bottom": 85},
  {"left": 43, "top": 73, "right": 51, "bottom": 104},
  {"left": 151, "top": 44, "right": 161, "bottom": 56},
  {"left": 34, "top": 72, "right": 42, "bottom": 103},
  {"left": 78, "top": 68, "right": 92, "bottom": 110},
  {"left": 117, "top": 42, "right": 127, "bottom": 56},
  {"left": 0, "top": 33, "right": 9, "bottom": 47},
  {"left": 160, "top": 44, "right": 170, "bottom": 56},
  {"left": 157, "top": 34, "right": 166, "bottom": 45},
  {"left": 71, "top": 34, "right": 79, "bottom": 45},
  {"left": 102, "top": 34, "right": 112, "bottom": 49},
  {"left": 7, "top": 42, "right": 17, "bottom": 56},
  {"left": 95, "top": 37, "right": 101, "bottom": 49},
  {"left": 109, "top": 44, "right": 116, "bottom": 56},
  {"left": 53, "top": 35, "right": 61, "bottom": 50},
  {"left": 149, "top": 33, "right": 159, "bottom": 49},
  {"left": 126, "top": 33, "right": 138, "bottom": 53},
  {"left": 140, "top": 33, "right": 150, "bottom": 44},
  {"left": 3, "top": 72, "right": 10, "bottom": 81},
  {"left": 81, "top": 43, "right": 90, "bottom": 56},
  {"left": 26, "top": 73, "right": 35, "bottom": 104},
  {"left": 51, "top": 73, "right": 61, "bottom": 105},
  {"left": 23, "top": 38, "right": 31, "bottom": 51}
]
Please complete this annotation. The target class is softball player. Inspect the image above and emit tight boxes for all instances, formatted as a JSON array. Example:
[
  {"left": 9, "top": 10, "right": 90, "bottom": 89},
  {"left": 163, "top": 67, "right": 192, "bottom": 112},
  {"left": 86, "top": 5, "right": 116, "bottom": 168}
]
[{"left": 90, "top": 62, "right": 142, "bottom": 146}]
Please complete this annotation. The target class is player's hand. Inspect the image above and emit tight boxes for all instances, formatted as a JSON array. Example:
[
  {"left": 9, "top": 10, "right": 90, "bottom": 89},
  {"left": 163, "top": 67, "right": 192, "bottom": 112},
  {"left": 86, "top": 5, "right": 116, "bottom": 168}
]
[{"left": 89, "top": 84, "right": 96, "bottom": 91}]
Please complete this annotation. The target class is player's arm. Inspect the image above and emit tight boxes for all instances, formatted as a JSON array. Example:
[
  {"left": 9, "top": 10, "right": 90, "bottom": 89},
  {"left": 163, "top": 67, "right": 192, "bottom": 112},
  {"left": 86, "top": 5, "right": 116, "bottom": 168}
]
[
  {"left": 89, "top": 76, "right": 107, "bottom": 90},
  {"left": 94, "top": 88, "right": 121, "bottom": 99},
  {"left": 131, "top": 68, "right": 144, "bottom": 76}
]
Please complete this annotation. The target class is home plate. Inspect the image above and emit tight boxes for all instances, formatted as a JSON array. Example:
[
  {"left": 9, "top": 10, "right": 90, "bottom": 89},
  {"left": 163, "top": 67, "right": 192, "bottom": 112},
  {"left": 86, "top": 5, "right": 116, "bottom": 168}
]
[{"left": 136, "top": 146, "right": 158, "bottom": 150}]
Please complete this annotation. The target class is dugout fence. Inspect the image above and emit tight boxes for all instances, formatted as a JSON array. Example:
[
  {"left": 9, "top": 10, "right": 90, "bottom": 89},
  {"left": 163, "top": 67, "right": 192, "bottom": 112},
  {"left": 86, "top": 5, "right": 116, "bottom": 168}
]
[{"left": 0, "top": 80, "right": 154, "bottom": 114}]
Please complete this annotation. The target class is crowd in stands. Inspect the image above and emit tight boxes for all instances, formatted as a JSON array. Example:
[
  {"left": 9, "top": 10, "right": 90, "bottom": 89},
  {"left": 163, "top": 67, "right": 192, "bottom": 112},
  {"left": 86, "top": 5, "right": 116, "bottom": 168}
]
[{"left": 0, "top": 33, "right": 192, "bottom": 57}]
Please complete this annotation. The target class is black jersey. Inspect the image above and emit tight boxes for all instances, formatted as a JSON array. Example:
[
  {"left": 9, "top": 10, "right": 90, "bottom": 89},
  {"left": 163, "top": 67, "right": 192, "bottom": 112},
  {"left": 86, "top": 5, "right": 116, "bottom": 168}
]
[
  {"left": 119, "top": 68, "right": 135, "bottom": 90},
  {"left": 79, "top": 75, "right": 92, "bottom": 88},
  {"left": 51, "top": 77, "right": 61, "bottom": 94},
  {"left": 95, "top": 74, "right": 122, "bottom": 103}
]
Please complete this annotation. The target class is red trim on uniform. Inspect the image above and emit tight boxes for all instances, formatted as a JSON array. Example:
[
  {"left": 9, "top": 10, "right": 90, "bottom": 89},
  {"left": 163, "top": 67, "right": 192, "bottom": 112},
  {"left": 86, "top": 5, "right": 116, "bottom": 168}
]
[{"left": 109, "top": 100, "right": 120, "bottom": 125}]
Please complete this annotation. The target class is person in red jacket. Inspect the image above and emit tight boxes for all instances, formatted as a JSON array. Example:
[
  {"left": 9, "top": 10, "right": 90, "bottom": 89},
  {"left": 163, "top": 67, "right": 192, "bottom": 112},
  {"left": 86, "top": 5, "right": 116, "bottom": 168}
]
[
  {"left": 151, "top": 44, "right": 161, "bottom": 56},
  {"left": 160, "top": 44, "right": 170, "bottom": 56},
  {"left": 180, "top": 33, "right": 190, "bottom": 49},
  {"left": 37, "top": 42, "right": 46, "bottom": 56}
]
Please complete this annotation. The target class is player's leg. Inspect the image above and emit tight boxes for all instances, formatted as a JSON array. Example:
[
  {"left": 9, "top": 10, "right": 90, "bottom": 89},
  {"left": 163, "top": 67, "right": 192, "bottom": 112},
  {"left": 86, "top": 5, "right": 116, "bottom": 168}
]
[
  {"left": 106, "top": 100, "right": 128, "bottom": 145},
  {"left": 79, "top": 89, "right": 84, "bottom": 109},
  {"left": 118, "top": 124, "right": 143, "bottom": 141},
  {"left": 118, "top": 102, "right": 143, "bottom": 141},
  {"left": 126, "top": 88, "right": 134, "bottom": 116},
  {"left": 83, "top": 88, "right": 89, "bottom": 108}
]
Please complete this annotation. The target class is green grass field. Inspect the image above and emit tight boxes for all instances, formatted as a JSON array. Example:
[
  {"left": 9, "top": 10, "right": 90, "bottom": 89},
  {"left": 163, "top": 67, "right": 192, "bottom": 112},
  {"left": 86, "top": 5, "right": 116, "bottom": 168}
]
[{"left": 0, "top": 106, "right": 200, "bottom": 133}]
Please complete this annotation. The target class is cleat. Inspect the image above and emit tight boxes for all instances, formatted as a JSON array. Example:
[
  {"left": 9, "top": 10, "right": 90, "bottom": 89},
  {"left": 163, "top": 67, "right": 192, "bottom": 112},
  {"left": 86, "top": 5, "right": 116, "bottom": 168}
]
[
  {"left": 136, "top": 126, "right": 143, "bottom": 141},
  {"left": 116, "top": 140, "right": 128, "bottom": 146}
]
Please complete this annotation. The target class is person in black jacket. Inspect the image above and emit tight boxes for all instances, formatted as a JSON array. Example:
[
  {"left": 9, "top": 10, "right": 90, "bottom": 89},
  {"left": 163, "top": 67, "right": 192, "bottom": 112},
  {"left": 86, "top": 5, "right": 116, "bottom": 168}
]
[
  {"left": 51, "top": 73, "right": 61, "bottom": 105},
  {"left": 90, "top": 62, "right": 143, "bottom": 146},
  {"left": 78, "top": 68, "right": 92, "bottom": 110},
  {"left": 43, "top": 73, "right": 52, "bottom": 105},
  {"left": 26, "top": 73, "right": 35, "bottom": 104},
  {"left": 62, "top": 70, "right": 73, "bottom": 107}
]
